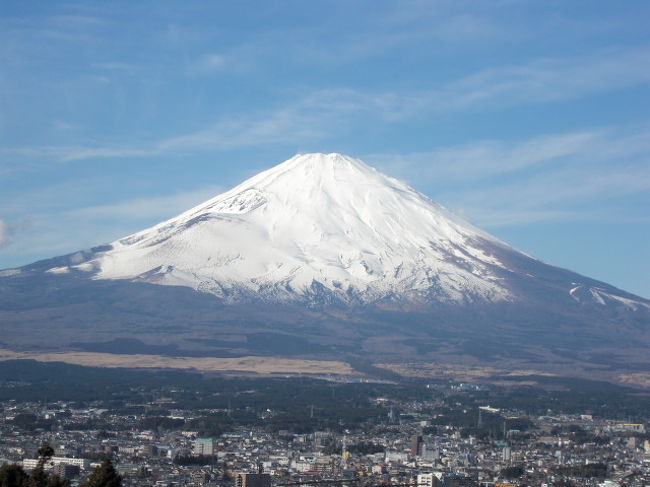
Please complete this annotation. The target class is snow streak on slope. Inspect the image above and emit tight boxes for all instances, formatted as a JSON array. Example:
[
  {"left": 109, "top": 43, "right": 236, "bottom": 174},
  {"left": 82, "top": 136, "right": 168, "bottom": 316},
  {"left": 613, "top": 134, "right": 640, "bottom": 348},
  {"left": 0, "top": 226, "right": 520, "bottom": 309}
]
[
  {"left": 64, "top": 153, "right": 519, "bottom": 304},
  {"left": 568, "top": 284, "right": 650, "bottom": 311}
]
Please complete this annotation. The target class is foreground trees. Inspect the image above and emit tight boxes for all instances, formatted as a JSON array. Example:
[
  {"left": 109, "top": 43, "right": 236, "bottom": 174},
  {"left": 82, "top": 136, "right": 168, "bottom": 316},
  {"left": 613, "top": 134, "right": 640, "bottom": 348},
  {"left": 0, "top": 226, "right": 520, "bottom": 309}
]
[
  {"left": 0, "top": 444, "right": 120, "bottom": 487},
  {"left": 0, "top": 464, "right": 28, "bottom": 487},
  {"left": 24, "top": 443, "right": 67, "bottom": 487},
  {"left": 79, "top": 460, "right": 121, "bottom": 487}
]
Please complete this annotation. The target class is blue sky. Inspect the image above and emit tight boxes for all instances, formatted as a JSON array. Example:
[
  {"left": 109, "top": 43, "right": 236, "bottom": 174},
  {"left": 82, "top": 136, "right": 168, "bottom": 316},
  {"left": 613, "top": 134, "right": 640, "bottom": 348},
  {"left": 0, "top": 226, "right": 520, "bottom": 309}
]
[{"left": 1, "top": 1, "right": 649, "bottom": 298}]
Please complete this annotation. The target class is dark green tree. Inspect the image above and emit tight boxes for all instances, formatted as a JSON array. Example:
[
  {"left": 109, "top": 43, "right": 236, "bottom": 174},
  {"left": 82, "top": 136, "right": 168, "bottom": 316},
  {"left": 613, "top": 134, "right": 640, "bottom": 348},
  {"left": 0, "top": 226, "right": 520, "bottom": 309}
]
[
  {"left": 499, "top": 466, "right": 524, "bottom": 479},
  {"left": 27, "top": 444, "right": 52, "bottom": 487},
  {"left": 44, "top": 477, "right": 67, "bottom": 487},
  {"left": 26, "top": 443, "right": 67, "bottom": 487},
  {"left": 80, "top": 460, "right": 121, "bottom": 487},
  {"left": 36, "top": 445, "right": 54, "bottom": 466},
  {"left": 0, "top": 464, "right": 28, "bottom": 487}
]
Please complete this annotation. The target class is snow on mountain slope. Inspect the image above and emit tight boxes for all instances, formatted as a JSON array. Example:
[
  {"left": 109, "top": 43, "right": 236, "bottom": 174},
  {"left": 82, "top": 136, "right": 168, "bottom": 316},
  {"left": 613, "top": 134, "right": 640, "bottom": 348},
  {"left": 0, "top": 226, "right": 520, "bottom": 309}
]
[
  {"left": 44, "top": 153, "right": 519, "bottom": 305},
  {"left": 568, "top": 284, "right": 649, "bottom": 311},
  {"left": 33, "top": 152, "right": 647, "bottom": 311}
]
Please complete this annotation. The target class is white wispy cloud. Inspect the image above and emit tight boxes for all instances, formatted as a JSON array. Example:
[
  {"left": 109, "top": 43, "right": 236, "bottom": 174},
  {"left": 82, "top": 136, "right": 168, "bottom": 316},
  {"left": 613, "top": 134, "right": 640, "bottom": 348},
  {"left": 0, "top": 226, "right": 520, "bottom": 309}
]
[
  {"left": 0, "top": 146, "right": 160, "bottom": 163},
  {"left": 368, "top": 131, "right": 603, "bottom": 182},
  {"left": 461, "top": 162, "right": 650, "bottom": 214},
  {"left": 90, "top": 62, "right": 140, "bottom": 73},
  {"left": 0, "top": 220, "right": 9, "bottom": 248},
  {"left": 438, "top": 46, "right": 650, "bottom": 109},
  {"left": 67, "top": 185, "right": 223, "bottom": 222},
  {"left": 275, "top": 44, "right": 650, "bottom": 120},
  {"left": 49, "top": 15, "right": 103, "bottom": 26},
  {"left": 0, "top": 219, "right": 29, "bottom": 249},
  {"left": 283, "top": 7, "right": 511, "bottom": 67},
  {"left": 4, "top": 46, "right": 649, "bottom": 165},
  {"left": 368, "top": 127, "right": 650, "bottom": 227},
  {"left": 0, "top": 185, "right": 224, "bottom": 262},
  {"left": 1, "top": 93, "right": 350, "bottom": 163},
  {"left": 344, "top": 45, "right": 650, "bottom": 120},
  {"left": 189, "top": 53, "right": 228, "bottom": 74},
  {"left": 52, "top": 120, "right": 77, "bottom": 132}
]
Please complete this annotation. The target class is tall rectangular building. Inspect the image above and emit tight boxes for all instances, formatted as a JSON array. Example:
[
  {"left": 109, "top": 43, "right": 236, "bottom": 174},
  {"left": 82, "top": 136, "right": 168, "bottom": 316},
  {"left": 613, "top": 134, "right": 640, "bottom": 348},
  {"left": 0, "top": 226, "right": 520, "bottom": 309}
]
[
  {"left": 194, "top": 438, "right": 214, "bottom": 456},
  {"left": 418, "top": 473, "right": 439, "bottom": 487},
  {"left": 411, "top": 435, "right": 423, "bottom": 457},
  {"left": 236, "top": 473, "right": 272, "bottom": 487}
]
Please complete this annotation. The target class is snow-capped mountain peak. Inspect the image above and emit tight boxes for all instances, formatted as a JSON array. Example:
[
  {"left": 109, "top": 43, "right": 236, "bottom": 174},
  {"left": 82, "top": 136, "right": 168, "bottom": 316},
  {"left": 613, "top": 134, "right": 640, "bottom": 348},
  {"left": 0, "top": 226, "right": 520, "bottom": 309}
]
[
  {"left": 50, "top": 153, "right": 514, "bottom": 305},
  {"left": 36, "top": 152, "right": 644, "bottom": 311}
]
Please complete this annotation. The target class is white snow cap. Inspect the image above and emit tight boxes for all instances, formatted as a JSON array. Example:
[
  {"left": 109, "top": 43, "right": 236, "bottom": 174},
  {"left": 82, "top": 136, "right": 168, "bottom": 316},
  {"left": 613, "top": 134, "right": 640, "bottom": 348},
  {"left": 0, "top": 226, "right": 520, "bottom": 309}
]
[{"left": 73, "top": 153, "right": 515, "bottom": 304}]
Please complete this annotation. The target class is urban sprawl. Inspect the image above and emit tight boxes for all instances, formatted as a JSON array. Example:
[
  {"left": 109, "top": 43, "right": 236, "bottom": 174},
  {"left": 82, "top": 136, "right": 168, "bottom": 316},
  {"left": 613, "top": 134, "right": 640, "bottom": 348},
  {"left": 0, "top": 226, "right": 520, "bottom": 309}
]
[{"left": 1, "top": 380, "right": 649, "bottom": 487}]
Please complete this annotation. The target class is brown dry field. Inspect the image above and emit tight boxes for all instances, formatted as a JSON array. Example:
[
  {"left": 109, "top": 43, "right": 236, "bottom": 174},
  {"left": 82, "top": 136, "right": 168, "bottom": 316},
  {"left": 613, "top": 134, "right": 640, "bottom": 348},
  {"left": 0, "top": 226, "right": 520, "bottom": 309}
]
[
  {"left": 0, "top": 349, "right": 356, "bottom": 376},
  {"left": 2, "top": 348, "right": 648, "bottom": 389},
  {"left": 374, "top": 362, "right": 650, "bottom": 389},
  {"left": 617, "top": 373, "right": 650, "bottom": 389},
  {"left": 372, "top": 362, "right": 555, "bottom": 381}
]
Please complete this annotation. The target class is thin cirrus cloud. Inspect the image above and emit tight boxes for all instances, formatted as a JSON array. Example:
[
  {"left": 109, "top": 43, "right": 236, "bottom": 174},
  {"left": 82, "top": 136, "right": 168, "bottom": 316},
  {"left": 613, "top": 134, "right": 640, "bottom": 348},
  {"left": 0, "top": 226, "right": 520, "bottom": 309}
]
[
  {"left": 1, "top": 100, "right": 337, "bottom": 164},
  {"left": 451, "top": 169, "right": 650, "bottom": 228},
  {"left": 66, "top": 185, "right": 224, "bottom": 222},
  {"left": 368, "top": 127, "right": 650, "bottom": 227},
  {"left": 441, "top": 46, "right": 650, "bottom": 108},
  {"left": 367, "top": 131, "right": 604, "bottom": 182},
  {"left": 0, "top": 185, "right": 224, "bottom": 261},
  {"left": 381, "top": 45, "right": 650, "bottom": 119},
  {"left": 470, "top": 164, "right": 650, "bottom": 211},
  {"left": 2, "top": 45, "right": 649, "bottom": 166},
  {"left": 0, "top": 219, "right": 29, "bottom": 249},
  {"left": 188, "top": 53, "right": 228, "bottom": 74},
  {"left": 0, "top": 220, "right": 11, "bottom": 248}
]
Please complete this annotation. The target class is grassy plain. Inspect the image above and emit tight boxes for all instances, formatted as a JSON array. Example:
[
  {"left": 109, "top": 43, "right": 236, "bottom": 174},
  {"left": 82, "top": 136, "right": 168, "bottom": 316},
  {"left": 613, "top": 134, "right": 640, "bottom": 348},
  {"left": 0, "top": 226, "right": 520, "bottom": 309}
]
[{"left": 0, "top": 349, "right": 355, "bottom": 376}]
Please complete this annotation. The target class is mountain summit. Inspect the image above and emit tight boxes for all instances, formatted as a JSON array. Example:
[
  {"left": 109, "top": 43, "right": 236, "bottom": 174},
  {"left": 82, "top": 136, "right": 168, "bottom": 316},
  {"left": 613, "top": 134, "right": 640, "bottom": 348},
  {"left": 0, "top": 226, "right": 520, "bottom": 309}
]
[
  {"left": 14, "top": 153, "right": 650, "bottom": 310},
  {"left": 62, "top": 153, "right": 513, "bottom": 304}
]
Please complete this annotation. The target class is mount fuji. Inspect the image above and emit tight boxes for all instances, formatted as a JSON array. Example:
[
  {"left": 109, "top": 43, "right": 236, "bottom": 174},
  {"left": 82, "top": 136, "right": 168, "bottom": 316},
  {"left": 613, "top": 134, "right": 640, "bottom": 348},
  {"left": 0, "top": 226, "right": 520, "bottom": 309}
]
[
  {"left": 42, "top": 153, "right": 514, "bottom": 305},
  {"left": 1, "top": 153, "right": 649, "bottom": 381}
]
